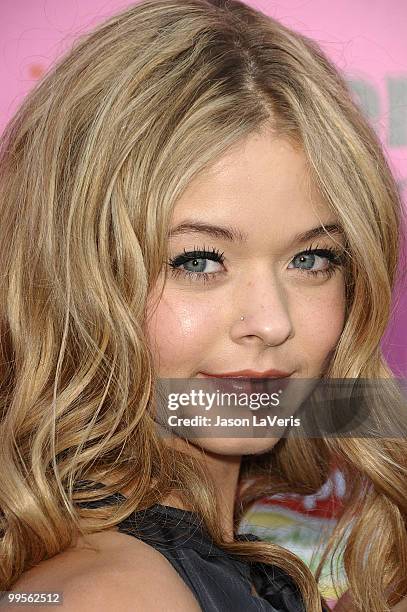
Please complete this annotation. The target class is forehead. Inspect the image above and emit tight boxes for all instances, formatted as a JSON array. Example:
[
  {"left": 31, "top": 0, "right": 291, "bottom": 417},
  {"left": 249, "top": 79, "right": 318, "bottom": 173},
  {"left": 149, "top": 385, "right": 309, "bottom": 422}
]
[{"left": 171, "top": 133, "right": 335, "bottom": 242}]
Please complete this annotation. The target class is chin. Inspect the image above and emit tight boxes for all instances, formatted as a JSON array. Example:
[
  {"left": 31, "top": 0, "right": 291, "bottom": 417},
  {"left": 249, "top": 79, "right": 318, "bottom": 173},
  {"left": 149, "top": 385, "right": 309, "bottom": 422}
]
[{"left": 189, "top": 436, "right": 281, "bottom": 456}]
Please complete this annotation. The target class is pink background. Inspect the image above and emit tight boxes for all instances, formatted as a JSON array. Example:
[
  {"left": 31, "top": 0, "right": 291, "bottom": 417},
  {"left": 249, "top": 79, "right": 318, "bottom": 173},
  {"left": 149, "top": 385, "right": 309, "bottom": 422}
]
[{"left": 1, "top": 0, "right": 406, "bottom": 375}]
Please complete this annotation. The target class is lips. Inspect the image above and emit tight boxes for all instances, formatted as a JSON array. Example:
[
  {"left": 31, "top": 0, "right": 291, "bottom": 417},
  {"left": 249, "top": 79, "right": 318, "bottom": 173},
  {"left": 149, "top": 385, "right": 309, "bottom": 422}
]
[
  {"left": 200, "top": 368, "right": 292, "bottom": 378},
  {"left": 198, "top": 370, "right": 293, "bottom": 395}
]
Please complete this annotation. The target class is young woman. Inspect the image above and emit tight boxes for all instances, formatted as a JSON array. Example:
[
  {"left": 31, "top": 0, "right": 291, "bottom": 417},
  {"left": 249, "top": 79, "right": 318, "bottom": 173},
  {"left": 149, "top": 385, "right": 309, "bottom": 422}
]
[{"left": 0, "top": 1, "right": 406, "bottom": 610}]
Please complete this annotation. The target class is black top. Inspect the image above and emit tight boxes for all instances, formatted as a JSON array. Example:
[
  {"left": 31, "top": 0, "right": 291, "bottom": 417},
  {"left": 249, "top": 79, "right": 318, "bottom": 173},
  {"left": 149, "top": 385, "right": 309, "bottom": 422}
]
[{"left": 76, "top": 482, "right": 329, "bottom": 612}]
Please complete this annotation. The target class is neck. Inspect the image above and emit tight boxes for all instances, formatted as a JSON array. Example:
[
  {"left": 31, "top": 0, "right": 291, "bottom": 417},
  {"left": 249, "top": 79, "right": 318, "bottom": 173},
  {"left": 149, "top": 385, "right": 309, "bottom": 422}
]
[{"left": 159, "top": 437, "right": 242, "bottom": 542}]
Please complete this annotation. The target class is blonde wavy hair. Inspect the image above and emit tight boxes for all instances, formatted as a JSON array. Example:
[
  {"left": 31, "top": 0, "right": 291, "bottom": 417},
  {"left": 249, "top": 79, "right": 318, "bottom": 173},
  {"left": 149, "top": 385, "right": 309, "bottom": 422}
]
[{"left": 0, "top": 0, "right": 406, "bottom": 610}]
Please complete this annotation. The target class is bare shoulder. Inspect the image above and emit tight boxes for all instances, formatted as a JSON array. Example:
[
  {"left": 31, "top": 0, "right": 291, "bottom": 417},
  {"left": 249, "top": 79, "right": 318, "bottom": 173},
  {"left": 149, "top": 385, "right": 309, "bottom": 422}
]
[{"left": 5, "top": 530, "right": 201, "bottom": 611}]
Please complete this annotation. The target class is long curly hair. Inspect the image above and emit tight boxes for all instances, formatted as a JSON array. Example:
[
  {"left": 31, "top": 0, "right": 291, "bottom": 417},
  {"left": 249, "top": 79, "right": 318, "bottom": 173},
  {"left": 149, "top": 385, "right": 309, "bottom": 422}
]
[{"left": 0, "top": 1, "right": 406, "bottom": 610}]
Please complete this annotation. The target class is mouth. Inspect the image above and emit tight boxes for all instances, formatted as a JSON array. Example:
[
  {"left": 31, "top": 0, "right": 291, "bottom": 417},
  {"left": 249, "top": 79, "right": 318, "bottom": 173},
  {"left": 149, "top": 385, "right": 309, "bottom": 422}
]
[
  {"left": 198, "top": 368, "right": 293, "bottom": 378},
  {"left": 197, "top": 371, "right": 294, "bottom": 394}
]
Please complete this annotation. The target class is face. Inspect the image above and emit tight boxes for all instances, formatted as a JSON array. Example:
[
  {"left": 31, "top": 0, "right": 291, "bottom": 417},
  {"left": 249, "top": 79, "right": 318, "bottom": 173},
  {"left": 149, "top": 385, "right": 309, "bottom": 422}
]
[{"left": 146, "top": 128, "right": 347, "bottom": 455}]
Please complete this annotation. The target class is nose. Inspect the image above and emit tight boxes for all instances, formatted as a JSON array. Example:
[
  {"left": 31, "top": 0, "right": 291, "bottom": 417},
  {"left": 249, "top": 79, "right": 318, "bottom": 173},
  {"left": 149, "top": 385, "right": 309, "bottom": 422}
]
[{"left": 231, "top": 272, "right": 294, "bottom": 348}]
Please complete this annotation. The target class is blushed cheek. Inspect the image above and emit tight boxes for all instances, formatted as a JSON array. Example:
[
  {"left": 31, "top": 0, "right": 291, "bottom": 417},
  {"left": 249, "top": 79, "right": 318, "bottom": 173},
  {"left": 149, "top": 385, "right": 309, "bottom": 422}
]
[
  {"left": 145, "top": 289, "right": 215, "bottom": 376},
  {"left": 302, "top": 281, "right": 346, "bottom": 372}
]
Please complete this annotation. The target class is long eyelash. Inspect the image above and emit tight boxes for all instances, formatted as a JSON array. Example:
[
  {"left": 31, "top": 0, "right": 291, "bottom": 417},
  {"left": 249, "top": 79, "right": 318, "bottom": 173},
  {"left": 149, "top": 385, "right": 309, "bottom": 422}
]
[
  {"left": 166, "top": 242, "right": 347, "bottom": 284},
  {"left": 298, "top": 242, "right": 346, "bottom": 278},
  {"left": 166, "top": 245, "right": 225, "bottom": 285}
]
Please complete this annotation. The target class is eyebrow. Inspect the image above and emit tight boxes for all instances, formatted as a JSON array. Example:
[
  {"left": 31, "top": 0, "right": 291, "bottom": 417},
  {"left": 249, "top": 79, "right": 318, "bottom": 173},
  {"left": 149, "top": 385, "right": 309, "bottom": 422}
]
[{"left": 168, "top": 220, "right": 345, "bottom": 247}]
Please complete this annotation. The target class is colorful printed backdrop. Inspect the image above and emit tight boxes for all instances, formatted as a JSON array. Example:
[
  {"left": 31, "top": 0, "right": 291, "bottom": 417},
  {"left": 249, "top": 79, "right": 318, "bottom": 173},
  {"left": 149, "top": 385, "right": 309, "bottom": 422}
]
[{"left": 241, "top": 469, "right": 347, "bottom": 608}]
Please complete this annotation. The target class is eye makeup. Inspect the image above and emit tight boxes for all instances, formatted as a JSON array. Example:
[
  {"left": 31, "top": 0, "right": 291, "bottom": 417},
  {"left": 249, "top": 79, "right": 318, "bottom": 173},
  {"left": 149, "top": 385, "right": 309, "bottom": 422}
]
[{"left": 166, "top": 241, "right": 347, "bottom": 286}]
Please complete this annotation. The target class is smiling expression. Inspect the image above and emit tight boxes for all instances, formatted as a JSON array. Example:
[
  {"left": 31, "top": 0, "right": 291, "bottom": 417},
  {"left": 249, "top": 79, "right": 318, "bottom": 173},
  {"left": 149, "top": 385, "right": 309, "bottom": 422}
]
[{"left": 146, "top": 127, "right": 347, "bottom": 454}]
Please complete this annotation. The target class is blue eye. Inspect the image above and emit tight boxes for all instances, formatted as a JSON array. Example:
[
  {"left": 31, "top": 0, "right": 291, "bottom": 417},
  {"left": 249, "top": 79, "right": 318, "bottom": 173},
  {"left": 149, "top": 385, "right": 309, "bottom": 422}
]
[
  {"left": 289, "top": 247, "right": 345, "bottom": 279},
  {"left": 166, "top": 245, "right": 226, "bottom": 285},
  {"left": 166, "top": 243, "right": 345, "bottom": 285}
]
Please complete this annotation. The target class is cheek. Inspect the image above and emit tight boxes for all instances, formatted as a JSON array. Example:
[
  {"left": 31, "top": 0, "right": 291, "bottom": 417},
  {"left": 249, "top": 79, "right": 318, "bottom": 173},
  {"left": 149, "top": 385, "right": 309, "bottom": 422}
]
[
  {"left": 145, "top": 288, "right": 216, "bottom": 375},
  {"left": 294, "top": 278, "right": 346, "bottom": 362}
]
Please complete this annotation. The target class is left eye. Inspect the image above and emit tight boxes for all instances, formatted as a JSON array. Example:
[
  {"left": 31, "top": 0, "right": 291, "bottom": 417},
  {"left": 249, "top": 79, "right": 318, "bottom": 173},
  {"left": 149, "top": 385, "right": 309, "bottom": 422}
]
[{"left": 289, "top": 251, "right": 331, "bottom": 272}]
